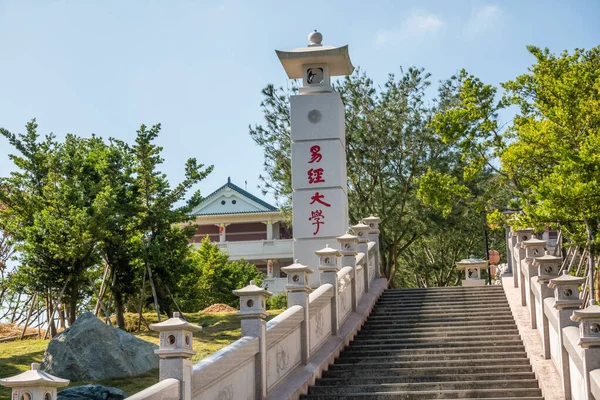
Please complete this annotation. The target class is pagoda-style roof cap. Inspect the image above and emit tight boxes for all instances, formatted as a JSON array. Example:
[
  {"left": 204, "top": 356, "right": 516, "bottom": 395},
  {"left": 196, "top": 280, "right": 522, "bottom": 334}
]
[
  {"left": 150, "top": 312, "right": 202, "bottom": 332},
  {"left": 571, "top": 300, "right": 600, "bottom": 322},
  {"left": 0, "top": 363, "right": 69, "bottom": 387},
  {"left": 521, "top": 236, "right": 547, "bottom": 247},
  {"left": 337, "top": 233, "right": 358, "bottom": 241},
  {"left": 315, "top": 245, "right": 341, "bottom": 257},
  {"left": 362, "top": 215, "right": 381, "bottom": 225},
  {"left": 548, "top": 271, "right": 586, "bottom": 288},
  {"left": 276, "top": 30, "right": 354, "bottom": 79},
  {"left": 534, "top": 251, "right": 562, "bottom": 263},
  {"left": 233, "top": 280, "right": 273, "bottom": 298},
  {"left": 281, "top": 261, "right": 313, "bottom": 274},
  {"left": 456, "top": 257, "right": 488, "bottom": 270}
]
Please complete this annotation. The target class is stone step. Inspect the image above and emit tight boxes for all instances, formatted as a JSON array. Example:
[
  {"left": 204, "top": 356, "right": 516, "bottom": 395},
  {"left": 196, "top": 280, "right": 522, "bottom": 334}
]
[
  {"left": 316, "top": 371, "right": 536, "bottom": 385},
  {"left": 356, "top": 329, "right": 519, "bottom": 339},
  {"left": 328, "top": 357, "right": 531, "bottom": 370},
  {"left": 368, "top": 310, "right": 513, "bottom": 318},
  {"left": 322, "top": 364, "right": 534, "bottom": 379},
  {"left": 307, "top": 379, "right": 541, "bottom": 395},
  {"left": 301, "top": 391, "right": 543, "bottom": 399},
  {"left": 346, "top": 340, "right": 525, "bottom": 351},
  {"left": 381, "top": 287, "right": 505, "bottom": 294},
  {"left": 373, "top": 304, "right": 511, "bottom": 312},
  {"left": 341, "top": 345, "right": 527, "bottom": 357},
  {"left": 337, "top": 351, "right": 528, "bottom": 363},
  {"left": 351, "top": 334, "right": 521, "bottom": 344},
  {"left": 358, "top": 324, "right": 518, "bottom": 333},
  {"left": 364, "top": 315, "right": 514, "bottom": 324},
  {"left": 364, "top": 316, "right": 515, "bottom": 324},
  {"left": 375, "top": 300, "right": 508, "bottom": 307}
]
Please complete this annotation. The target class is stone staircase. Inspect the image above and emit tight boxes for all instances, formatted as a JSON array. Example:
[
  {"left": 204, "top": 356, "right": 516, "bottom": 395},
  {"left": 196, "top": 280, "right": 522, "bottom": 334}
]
[{"left": 301, "top": 286, "right": 543, "bottom": 399}]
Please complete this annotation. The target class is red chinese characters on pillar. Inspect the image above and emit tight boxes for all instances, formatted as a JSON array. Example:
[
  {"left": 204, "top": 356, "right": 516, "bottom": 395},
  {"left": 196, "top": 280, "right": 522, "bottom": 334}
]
[
  {"left": 308, "top": 192, "right": 331, "bottom": 235},
  {"left": 309, "top": 210, "right": 325, "bottom": 235},
  {"left": 309, "top": 145, "right": 322, "bottom": 163},
  {"left": 307, "top": 144, "right": 331, "bottom": 235}
]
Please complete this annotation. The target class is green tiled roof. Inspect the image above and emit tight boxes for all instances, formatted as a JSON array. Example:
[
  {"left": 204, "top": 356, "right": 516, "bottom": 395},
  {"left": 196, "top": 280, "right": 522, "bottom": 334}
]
[{"left": 190, "top": 177, "right": 278, "bottom": 216}]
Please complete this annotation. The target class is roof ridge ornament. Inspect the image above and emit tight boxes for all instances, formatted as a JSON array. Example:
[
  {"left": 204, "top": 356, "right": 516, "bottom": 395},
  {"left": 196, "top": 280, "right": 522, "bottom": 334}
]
[{"left": 308, "top": 30, "right": 323, "bottom": 47}]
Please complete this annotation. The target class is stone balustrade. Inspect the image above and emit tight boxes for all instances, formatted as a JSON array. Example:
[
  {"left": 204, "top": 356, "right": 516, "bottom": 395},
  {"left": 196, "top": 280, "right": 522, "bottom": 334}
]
[
  {"left": 123, "top": 216, "right": 385, "bottom": 400},
  {"left": 507, "top": 230, "right": 600, "bottom": 400}
]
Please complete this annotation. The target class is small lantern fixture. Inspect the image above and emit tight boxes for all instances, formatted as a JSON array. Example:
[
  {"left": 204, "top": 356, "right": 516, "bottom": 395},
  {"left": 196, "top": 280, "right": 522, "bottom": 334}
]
[
  {"left": 0, "top": 363, "right": 69, "bottom": 400},
  {"left": 337, "top": 232, "right": 358, "bottom": 256},
  {"left": 521, "top": 235, "right": 547, "bottom": 260},
  {"left": 570, "top": 300, "right": 600, "bottom": 348},
  {"left": 316, "top": 245, "right": 341, "bottom": 272},
  {"left": 362, "top": 215, "right": 380, "bottom": 232},
  {"left": 533, "top": 251, "right": 562, "bottom": 281},
  {"left": 456, "top": 257, "right": 489, "bottom": 286},
  {"left": 514, "top": 228, "right": 535, "bottom": 244},
  {"left": 233, "top": 280, "right": 272, "bottom": 319},
  {"left": 548, "top": 271, "right": 585, "bottom": 309},
  {"left": 350, "top": 223, "right": 370, "bottom": 243},
  {"left": 276, "top": 30, "right": 354, "bottom": 95},
  {"left": 150, "top": 312, "right": 202, "bottom": 358},
  {"left": 281, "top": 261, "right": 313, "bottom": 291}
]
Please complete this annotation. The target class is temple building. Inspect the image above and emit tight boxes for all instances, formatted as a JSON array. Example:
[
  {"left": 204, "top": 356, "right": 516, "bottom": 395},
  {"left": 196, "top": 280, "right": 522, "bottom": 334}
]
[{"left": 188, "top": 178, "right": 292, "bottom": 293}]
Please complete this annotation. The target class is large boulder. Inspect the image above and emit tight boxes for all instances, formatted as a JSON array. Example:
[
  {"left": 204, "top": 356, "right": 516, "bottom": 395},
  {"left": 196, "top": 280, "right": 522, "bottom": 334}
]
[
  {"left": 58, "top": 384, "right": 126, "bottom": 400},
  {"left": 41, "top": 312, "right": 159, "bottom": 381}
]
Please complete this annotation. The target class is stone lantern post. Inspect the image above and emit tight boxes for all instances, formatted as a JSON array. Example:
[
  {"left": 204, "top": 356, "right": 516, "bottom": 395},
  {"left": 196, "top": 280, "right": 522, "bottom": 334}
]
[
  {"left": 277, "top": 31, "right": 354, "bottom": 287},
  {"left": 521, "top": 235, "right": 548, "bottom": 328},
  {"left": 533, "top": 251, "right": 562, "bottom": 358},
  {"left": 316, "top": 245, "right": 341, "bottom": 334},
  {"left": 362, "top": 215, "right": 381, "bottom": 278},
  {"left": 571, "top": 300, "right": 600, "bottom": 399},
  {"left": 351, "top": 222, "right": 371, "bottom": 292},
  {"left": 549, "top": 271, "right": 585, "bottom": 398},
  {"left": 337, "top": 233, "right": 359, "bottom": 310},
  {"left": 281, "top": 261, "right": 313, "bottom": 364},
  {"left": 455, "top": 257, "right": 489, "bottom": 286},
  {"left": 513, "top": 228, "right": 534, "bottom": 292},
  {"left": 233, "top": 280, "right": 272, "bottom": 400},
  {"left": 0, "top": 363, "right": 69, "bottom": 400},
  {"left": 150, "top": 312, "right": 202, "bottom": 400}
]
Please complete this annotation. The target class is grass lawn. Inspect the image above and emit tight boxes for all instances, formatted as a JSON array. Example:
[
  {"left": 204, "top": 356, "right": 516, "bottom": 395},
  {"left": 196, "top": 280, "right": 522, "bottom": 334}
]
[{"left": 0, "top": 310, "right": 282, "bottom": 399}]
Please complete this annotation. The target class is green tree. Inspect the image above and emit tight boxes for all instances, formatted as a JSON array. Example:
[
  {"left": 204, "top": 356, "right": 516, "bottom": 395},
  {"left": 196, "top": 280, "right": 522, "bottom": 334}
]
[
  {"left": 179, "top": 237, "right": 263, "bottom": 311},
  {"left": 132, "top": 124, "right": 213, "bottom": 318}
]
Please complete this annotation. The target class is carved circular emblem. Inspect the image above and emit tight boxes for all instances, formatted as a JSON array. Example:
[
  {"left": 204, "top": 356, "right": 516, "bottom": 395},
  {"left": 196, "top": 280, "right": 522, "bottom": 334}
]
[
  {"left": 344, "top": 243, "right": 351, "bottom": 249},
  {"left": 522, "top": 236, "right": 528, "bottom": 241},
  {"left": 293, "top": 274, "right": 300, "bottom": 282},
  {"left": 308, "top": 109, "right": 322, "bottom": 124},
  {"left": 468, "top": 268, "right": 479, "bottom": 278},
  {"left": 591, "top": 323, "right": 600, "bottom": 334},
  {"left": 167, "top": 334, "right": 176, "bottom": 345},
  {"left": 544, "top": 266, "right": 553, "bottom": 274},
  {"left": 563, "top": 288, "right": 573, "bottom": 297},
  {"left": 185, "top": 334, "right": 190, "bottom": 346},
  {"left": 324, "top": 257, "right": 331, "bottom": 264},
  {"left": 247, "top": 299, "right": 254, "bottom": 307},
  {"left": 306, "top": 67, "right": 324, "bottom": 84}
]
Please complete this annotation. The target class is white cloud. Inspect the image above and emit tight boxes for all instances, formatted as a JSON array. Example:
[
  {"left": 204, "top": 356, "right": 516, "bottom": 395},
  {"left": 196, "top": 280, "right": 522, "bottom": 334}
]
[
  {"left": 375, "top": 12, "right": 445, "bottom": 47},
  {"left": 465, "top": 4, "right": 502, "bottom": 37}
]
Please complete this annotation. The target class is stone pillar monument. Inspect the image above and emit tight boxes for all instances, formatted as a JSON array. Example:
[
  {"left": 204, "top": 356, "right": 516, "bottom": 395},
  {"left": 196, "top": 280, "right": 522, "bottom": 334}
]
[{"left": 276, "top": 31, "right": 354, "bottom": 287}]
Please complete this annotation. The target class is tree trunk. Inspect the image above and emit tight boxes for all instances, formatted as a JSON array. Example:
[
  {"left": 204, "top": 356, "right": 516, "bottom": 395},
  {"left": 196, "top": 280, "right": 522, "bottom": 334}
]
[
  {"left": 68, "top": 281, "right": 78, "bottom": 325},
  {"left": 46, "top": 295, "right": 57, "bottom": 338},
  {"left": 112, "top": 286, "right": 126, "bottom": 330}
]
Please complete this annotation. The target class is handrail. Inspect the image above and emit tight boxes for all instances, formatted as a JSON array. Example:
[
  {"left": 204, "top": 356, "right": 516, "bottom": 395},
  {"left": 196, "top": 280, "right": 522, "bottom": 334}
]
[{"left": 126, "top": 378, "right": 180, "bottom": 400}]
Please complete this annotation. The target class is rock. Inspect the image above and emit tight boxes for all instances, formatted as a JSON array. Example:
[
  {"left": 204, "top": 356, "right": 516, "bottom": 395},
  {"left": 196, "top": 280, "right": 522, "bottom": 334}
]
[
  {"left": 58, "top": 384, "right": 126, "bottom": 400},
  {"left": 41, "top": 312, "right": 159, "bottom": 381}
]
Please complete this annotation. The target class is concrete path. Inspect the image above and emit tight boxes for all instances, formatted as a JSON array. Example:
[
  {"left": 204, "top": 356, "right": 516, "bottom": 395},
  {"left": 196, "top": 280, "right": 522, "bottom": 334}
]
[{"left": 502, "top": 273, "right": 565, "bottom": 400}]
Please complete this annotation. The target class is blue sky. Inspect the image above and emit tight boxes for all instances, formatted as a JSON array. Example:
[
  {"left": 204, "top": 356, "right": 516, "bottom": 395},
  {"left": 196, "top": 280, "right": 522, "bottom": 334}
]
[{"left": 1, "top": 0, "right": 598, "bottom": 205}]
